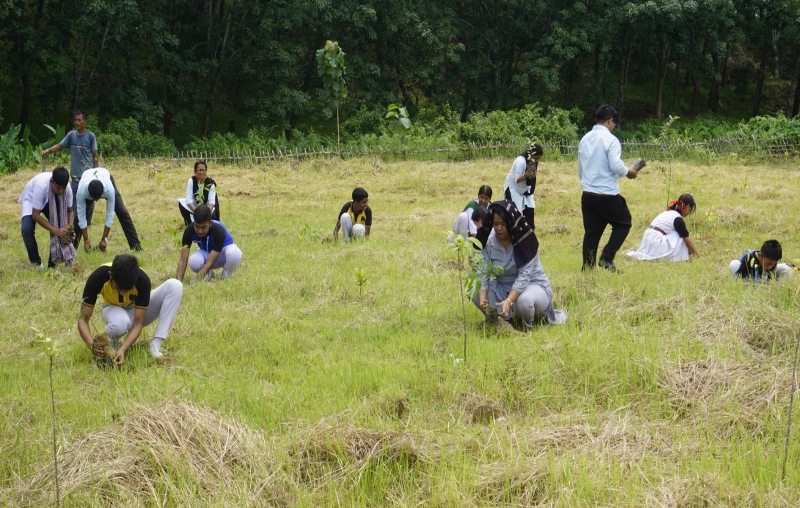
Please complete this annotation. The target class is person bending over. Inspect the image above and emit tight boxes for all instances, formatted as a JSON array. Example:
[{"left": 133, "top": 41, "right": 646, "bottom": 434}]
[
  {"left": 75, "top": 167, "right": 142, "bottom": 251},
  {"left": 176, "top": 204, "right": 242, "bottom": 283},
  {"left": 729, "top": 239, "right": 793, "bottom": 282},
  {"left": 473, "top": 200, "right": 567, "bottom": 330},
  {"left": 18, "top": 167, "right": 75, "bottom": 269},
  {"left": 79, "top": 254, "right": 183, "bottom": 363},
  {"left": 452, "top": 205, "right": 488, "bottom": 240},
  {"left": 334, "top": 187, "right": 371, "bottom": 243},
  {"left": 627, "top": 194, "right": 699, "bottom": 262}
]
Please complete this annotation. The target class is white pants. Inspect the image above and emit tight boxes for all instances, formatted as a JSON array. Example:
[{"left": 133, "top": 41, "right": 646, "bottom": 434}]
[
  {"left": 729, "top": 260, "right": 793, "bottom": 280},
  {"left": 188, "top": 244, "right": 243, "bottom": 278},
  {"left": 102, "top": 279, "right": 183, "bottom": 345},
  {"left": 340, "top": 213, "right": 366, "bottom": 243}
]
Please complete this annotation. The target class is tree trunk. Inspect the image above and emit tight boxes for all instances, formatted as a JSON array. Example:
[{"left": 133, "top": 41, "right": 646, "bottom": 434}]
[
  {"left": 18, "top": 73, "right": 30, "bottom": 136},
  {"left": 163, "top": 111, "right": 172, "bottom": 137},
  {"left": 791, "top": 54, "right": 800, "bottom": 117},
  {"left": 753, "top": 46, "right": 768, "bottom": 116},
  {"left": 617, "top": 43, "right": 632, "bottom": 127},
  {"left": 655, "top": 33, "right": 670, "bottom": 119},
  {"left": 707, "top": 47, "right": 724, "bottom": 114},
  {"left": 672, "top": 60, "right": 681, "bottom": 110}
]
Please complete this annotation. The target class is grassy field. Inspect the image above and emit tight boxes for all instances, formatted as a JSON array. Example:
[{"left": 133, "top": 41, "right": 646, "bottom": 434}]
[{"left": 1, "top": 155, "right": 800, "bottom": 506}]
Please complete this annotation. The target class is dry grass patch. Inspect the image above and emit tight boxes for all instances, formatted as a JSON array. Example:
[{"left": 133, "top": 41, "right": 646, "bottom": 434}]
[
  {"left": 644, "top": 475, "right": 753, "bottom": 507},
  {"left": 475, "top": 455, "right": 548, "bottom": 506},
  {"left": 9, "top": 399, "right": 289, "bottom": 507},
  {"left": 659, "top": 360, "right": 791, "bottom": 437},
  {"left": 292, "top": 421, "right": 432, "bottom": 486}
]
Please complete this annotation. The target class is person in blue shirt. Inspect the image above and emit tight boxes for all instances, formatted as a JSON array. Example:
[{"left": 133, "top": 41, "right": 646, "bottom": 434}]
[
  {"left": 577, "top": 105, "right": 640, "bottom": 272},
  {"left": 176, "top": 204, "right": 242, "bottom": 283}
]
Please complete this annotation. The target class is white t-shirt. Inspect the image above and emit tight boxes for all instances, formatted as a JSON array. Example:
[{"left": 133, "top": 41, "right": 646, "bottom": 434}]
[{"left": 18, "top": 172, "right": 73, "bottom": 217}]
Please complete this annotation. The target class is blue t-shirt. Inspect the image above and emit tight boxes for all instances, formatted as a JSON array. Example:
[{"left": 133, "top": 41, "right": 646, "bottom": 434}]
[
  {"left": 181, "top": 221, "right": 234, "bottom": 253},
  {"left": 59, "top": 130, "right": 97, "bottom": 179}
]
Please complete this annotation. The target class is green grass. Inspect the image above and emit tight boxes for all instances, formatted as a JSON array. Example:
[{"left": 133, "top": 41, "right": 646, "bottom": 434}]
[{"left": 1, "top": 156, "right": 800, "bottom": 506}]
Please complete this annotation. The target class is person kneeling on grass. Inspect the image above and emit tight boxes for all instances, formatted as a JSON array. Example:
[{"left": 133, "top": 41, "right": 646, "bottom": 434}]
[
  {"left": 626, "top": 194, "right": 699, "bottom": 262},
  {"left": 334, "top": 187, "right": 371, "bottom": 243},
  {"left": 79, "top": 254, "right": 183, "bottom": 364},
  {"left": 729, "top": 239, "right": 793, "bottom": 282},
  {"left": 473, "top": 200, "right": 567, "bottom": 330},
  {"left": 452, "top": 205, "right": 488, "bottom": 239},
  {"left": 176, "top": 204, "right": 242, "bottom": 283}
]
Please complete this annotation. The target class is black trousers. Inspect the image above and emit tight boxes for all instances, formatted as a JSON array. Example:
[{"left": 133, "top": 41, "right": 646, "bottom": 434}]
[
  {"left": 72, "top": 176, "right": 142, "bottom": 249},
  {"left": 504, "top": 187, "right": 535, "bottom": 231},
  {"left": 581, "top": 192, "right": 631, "bottom": 269}
]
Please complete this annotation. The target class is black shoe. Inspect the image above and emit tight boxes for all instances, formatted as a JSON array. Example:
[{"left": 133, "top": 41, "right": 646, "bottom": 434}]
[
  {"left": 598, "top": 259, "right": 617, "bottom": 272},
  {"left": 132, "top": 245, "right": 143, "bottom": 252}
]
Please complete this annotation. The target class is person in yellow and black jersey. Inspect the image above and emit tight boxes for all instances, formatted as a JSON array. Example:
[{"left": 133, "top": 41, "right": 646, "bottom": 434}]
[
  {"left": 334, "top": 187, "right": 372, "bottom": 243},
  {"left": 78, "top": 254, "right": 183, "bottom": 366}
]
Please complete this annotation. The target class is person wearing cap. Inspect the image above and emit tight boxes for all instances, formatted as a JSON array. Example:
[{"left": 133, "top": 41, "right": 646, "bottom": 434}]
[
  {"left": 504, "top": 144, "right": 541, "bottom": 230},
  {"left": 75, "top": 167, "right": 143, "bottom": 252},
  {"left": 577, "top": 105, "right": 639, "bottom": 272},
  {"left": 452, "top": 205, "right": 488, "bottom": 240}
]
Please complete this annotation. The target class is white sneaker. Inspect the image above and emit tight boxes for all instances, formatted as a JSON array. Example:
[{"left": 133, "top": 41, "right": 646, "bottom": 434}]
[
  {"left": 148, "top": 343, "right": 164, "bottom": 358},
  {"left": 35, "top": 263, "right": 45, "bottom": 271}
]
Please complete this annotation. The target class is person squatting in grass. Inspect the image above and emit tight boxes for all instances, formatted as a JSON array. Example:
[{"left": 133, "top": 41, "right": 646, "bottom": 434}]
[
  {"left": 334, "top": 187, "right": 371, "bottom": 243},
  {"left": 76, "top": 167, "right": 143, "bottom": 252},
  {"left": 452, "top": 205, "right": 488, "bottom": 239},
  {"left": 463, "top": 185, "right": 493, "bottom": 217},
  {"left": 627, "top": 194, "right": 699, "bottom": 262},
  {"left": 41, "top": 110, "right": 98, "bottom": 244},
  {"left": 18, "top": 167, "right": 76, "bottom": 269},
  {"left": 177, "top": 160, "right": 220, "bottom": 227},
  {"left": 729, "top": 239, "right": 793, "bottom": 282},
  {"left": 176, "top": 204, "right": 243, "bottom": 283},
  {"left": 504, "top": 144, "right": 541, "bottom": 230},
  {"left": 473, "top": 200, "right": 567, "bottom": 329},
  {"left": 79, "top": 254, "right": 183, "bottom": 363},
  {"left": 578, "top": 104, "right": 640, "bottom": 272}
]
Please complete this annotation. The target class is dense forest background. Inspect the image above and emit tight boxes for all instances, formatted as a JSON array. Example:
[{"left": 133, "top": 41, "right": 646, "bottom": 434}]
[{"left": 2, "top": 0, "right": 800, "bottom": 149}]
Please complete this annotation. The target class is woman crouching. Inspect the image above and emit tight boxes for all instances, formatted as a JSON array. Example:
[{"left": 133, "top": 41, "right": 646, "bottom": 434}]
[
  {"left": 627, "top": 193, "right": 698, "bottom": 262},
  {"left": 473, "top": 201, "right": 567, "bottom": 329}
]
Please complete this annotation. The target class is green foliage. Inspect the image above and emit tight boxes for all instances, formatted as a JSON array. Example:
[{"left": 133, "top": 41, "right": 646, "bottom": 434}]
[
  {"left": 96, "top": 118, "right": 176, "bottom": 158},
  {"left": 459, "top": 104, "right": 581, "bottom": 144},
  {"left": 316, "top": 41, "right": 348, "bottom": 111},
  {"left": 386, "top": 104, "right": 411, "bottom": 131},
  {"left": 354, "top": 268, "right": 368, "bottom": 301},
  {"left": 0, "top": 124, "right": 42, "bottom": 174}
]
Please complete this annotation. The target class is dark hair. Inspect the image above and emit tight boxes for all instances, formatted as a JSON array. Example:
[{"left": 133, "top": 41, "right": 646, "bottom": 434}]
[
  {"left": 194, "top": 160, "right": 208, "bottom": 171},
  {"left": 73, "top": 110, "right": 87, "bottom": 121},
  {"left": 595, "top": 104, "right": 618, "bottom": 124},
  {"left": 193, "top": 204, "right": 212, "bottom": 223},
  {"left": 761, "top": 240, "right": 783, "bottom": 261},
  {"left": 669, "top": 193, "right": 696, "bottom": 213},
  {"left": 88, "top": 180, "right": 104, "bottom": 200},
  {"left": 352, "top": 187, "right": 369, "bottom": 202},
  {"left": 478, "top": 185, "right": 493, "bottom": 198},
  {"left": 51, "top": 167, "right": 69, "bottom": 186},
  {"left": 472, "top": 206, "right": 488, "bottom": 223},
  {"left": 110, "top": 254, "right": 140, "bottom": 291}
]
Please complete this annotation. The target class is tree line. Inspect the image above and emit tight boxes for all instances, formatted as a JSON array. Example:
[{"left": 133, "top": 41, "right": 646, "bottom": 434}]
[{"left": 2, "top": 0, "right": 799, "bottom": 141}]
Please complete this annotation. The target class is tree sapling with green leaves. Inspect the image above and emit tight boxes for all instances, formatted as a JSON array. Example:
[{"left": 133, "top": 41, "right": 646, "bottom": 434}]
[
  {"left": 316, "top": 41, "right": 347, "bottom": 152},
  {"left": 354, "top": 268, "right": 368, "bottom": 302},
  {"left": 386, "top": 104, "right": 411, "bottom": 131},
  {"left": 33, "top": 327, "right": 62, "bottom": 507},
  {"left": 446, "top": 232, "right": 483, "bottom": 363}
]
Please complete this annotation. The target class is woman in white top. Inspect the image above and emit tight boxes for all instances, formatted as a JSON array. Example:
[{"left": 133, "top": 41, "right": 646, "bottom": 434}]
[
  {"left": 177, "top": 160, "right": 219, "bottom": 226},
  {"left": 627, "top": 194, "right": 699, "bottom": 262},
  {"left": 503, "top": 143, "right": 542, "bottom": 230}
]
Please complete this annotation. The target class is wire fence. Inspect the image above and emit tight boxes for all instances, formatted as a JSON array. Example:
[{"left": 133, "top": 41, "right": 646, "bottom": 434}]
[{"left": 130, "top": 134, "right": 800, "bottom": 165}]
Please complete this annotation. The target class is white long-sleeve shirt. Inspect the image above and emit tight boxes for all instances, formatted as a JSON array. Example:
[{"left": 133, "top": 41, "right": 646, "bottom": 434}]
[
  {"left": 503, "top": 156, "right": 535, "bottom": 210},
  {"left": 18, "top": 172, "right": 73, "bottom": 217},
  {"left": 76, "top": 168, "right": 115, "bottom": 229},
  {"left": 577, "top": 125, "right": 628, "bottom": 195}
]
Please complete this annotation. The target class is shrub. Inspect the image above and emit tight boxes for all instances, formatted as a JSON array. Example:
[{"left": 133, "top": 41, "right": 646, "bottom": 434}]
[{"left": 96, "top": 118, "right": 176, "bottom": 158}]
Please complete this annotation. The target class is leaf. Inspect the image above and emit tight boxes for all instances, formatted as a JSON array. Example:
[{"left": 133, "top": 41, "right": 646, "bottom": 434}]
[{"left": 399, "top": 118, "right": 412, "bottom": 129}]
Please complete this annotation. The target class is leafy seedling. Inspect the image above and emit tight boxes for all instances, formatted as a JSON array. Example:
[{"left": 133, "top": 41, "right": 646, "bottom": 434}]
[
  {"left": 354, "top": 268, "right": 368, "bottom": 302},
  {"left": 32, "top": 327, "right": 62, "bottom": 508},
  {"left": 445, "top": 232, "right": 483, "bottom": 363}
]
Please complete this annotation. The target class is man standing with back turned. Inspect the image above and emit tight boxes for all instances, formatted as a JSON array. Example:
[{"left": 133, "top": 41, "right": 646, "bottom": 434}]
[{"left": 577, "top": 104, "right": 639, "bottom": 272}]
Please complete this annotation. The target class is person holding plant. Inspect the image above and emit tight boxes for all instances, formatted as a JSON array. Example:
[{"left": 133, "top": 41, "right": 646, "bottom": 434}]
[
  {"left": 627, "top": 194, "right": 699, "bottom": 262},
  {"left": 79, "top": 254, "right": 183, "bottom": 364},
  {"left": 177, "top": 160, "right": 220, "bottom": 226},
  {"left": 578, "top": 105, "right": 640, "bottom": 272},
  {"left": 504, "top": 144, "right": 541, "bottom": 230},
  {"left": 452, "top": 205, "right": 488, "bottom": 239},
  {"left": 473, "top": 200, "right": 567, "bottom": 329},
  {"left": 729, "top": 239, "right": 793, "bottom": 281},
  {"left": 334, "top": 187, "right": 371, "bottom": 243},
  {"left": 75, "top": 167, "right": 143, "bottom": 251},
  {"left": 176, "top": 204, "right": 242, "bottom": 283},
  {"left": 42, "top": 110, "right": 98, "bottom": 243},
  {"left": 18, "top": 167, "right": 75, "bottom": 269}
]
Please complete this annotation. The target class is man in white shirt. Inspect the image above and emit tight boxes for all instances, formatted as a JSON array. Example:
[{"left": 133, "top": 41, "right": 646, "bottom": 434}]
[
  {"left": 18, "top": 167, "right": 73, "bottom": 268},
  {"left": 577, "top": 105, "right": 638, "bottom": 272},
  {"left": 76, "top": 168, "right": 142, "bottom": 252}
]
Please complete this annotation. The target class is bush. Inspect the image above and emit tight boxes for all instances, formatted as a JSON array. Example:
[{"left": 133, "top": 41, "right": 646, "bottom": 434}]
[
  {"left": 459, "top": 104, "right": 581, "bottom": 144},
  {"left": 96, "top": 118, "right": 176, "bottom": 158}
]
